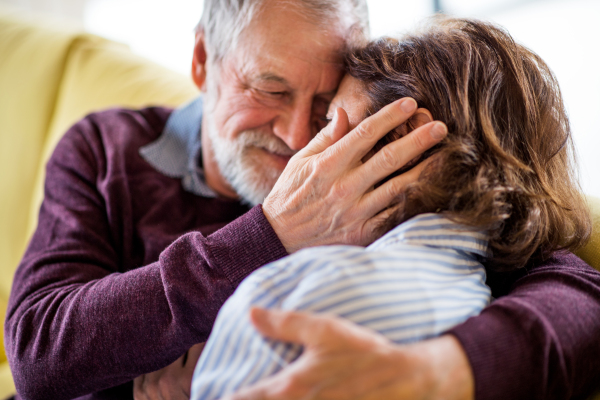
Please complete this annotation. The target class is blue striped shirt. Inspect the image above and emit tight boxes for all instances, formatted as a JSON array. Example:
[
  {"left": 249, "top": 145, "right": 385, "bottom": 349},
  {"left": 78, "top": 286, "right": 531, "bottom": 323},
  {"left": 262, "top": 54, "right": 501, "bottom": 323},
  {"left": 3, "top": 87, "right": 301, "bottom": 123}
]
[{"left": 190, "top": 213, "right": 492, "bottom": 400}]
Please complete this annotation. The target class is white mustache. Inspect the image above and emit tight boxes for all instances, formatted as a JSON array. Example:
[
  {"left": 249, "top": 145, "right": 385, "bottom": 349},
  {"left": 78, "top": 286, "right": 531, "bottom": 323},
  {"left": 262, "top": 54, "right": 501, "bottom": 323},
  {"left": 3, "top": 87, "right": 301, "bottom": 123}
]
[{"left": 237, "top": 130, "right": 298, "bottom": 157}]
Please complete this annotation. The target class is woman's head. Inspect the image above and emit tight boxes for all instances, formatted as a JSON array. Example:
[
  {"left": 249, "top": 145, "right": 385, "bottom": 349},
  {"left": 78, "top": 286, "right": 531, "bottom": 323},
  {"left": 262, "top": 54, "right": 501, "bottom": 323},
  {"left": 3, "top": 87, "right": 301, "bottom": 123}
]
[{"left": 340, "top": 17, "right": 591, "bottom": 271}]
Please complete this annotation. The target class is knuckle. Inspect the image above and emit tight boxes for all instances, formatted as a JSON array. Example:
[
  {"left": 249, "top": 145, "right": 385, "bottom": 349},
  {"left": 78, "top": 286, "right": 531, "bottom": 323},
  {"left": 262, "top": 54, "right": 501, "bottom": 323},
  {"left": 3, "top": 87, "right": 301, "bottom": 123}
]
[
  {"left": 410, "top": 127, "right": 429, "bottom": 150},
  {"left": 382, "top": 107, "right": 398, "bottom": 125},
  {"left": 315, "top": 316, "right": 341, "bottom": 338},
  {"left": 313, "top": 153, "right": 330, "bottom": 170},
  {"left": 376, "top": 147, "right": 398, "bottom": 171},
  {"left": 157, "top": 379, "right": 172, "bottom": 396},
  {"left": 386, "top": 181, "right": 401, "bottom": 199},
  {"left": 331, "top": 181, "right": 351, "bottom": 198},
  {"left": 278, "top": 312, "right": 299, "bottom": 330},
  {"left": 313, "top": 130, "right": 328, "bottom": 146},
  {"left": 354, "top": 123, "right": 375, "bottom": 141}
]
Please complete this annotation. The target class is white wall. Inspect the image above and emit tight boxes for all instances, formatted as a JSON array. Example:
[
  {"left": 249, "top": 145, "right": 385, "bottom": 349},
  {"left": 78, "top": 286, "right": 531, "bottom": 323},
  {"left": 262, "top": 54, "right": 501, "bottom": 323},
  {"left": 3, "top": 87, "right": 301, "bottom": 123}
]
[
  {"left": 83, "top": 0, "right": 203, "bottom": 74},
  {"left": 0, "top": 0, "right": 85, "bottom": 20},
  {"left": 2, "top": 0, "right": 598, "bottom": 196},
  {"left": 482, "top": 0, "right": 600, "bottom": 198}
]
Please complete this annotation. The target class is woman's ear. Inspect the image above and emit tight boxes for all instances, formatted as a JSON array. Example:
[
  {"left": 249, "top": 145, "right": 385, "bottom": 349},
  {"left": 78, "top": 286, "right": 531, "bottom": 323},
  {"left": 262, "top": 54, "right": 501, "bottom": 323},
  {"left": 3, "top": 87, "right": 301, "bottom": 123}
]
[
  {"left": 192, "top": 30, "right": 208, "bottom": 90},
  {"left": 389, "top": 108, "right": 434, "bottom": 140},
  {"left": 407, "top": 108, "right": 434, "bottom": 131}
]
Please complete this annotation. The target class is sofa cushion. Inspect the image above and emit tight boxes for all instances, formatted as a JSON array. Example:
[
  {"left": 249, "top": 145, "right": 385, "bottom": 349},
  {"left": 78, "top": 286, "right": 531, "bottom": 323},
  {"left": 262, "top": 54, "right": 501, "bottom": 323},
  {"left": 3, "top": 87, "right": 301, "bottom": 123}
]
[
  {"left": 575, "top": 196, "right": 600, "bottom": 272},
  {"left": 0, "top": 6, "right": 197, "bottom": 382},
  {"left": 0, "top": 8, "right": 81, "bottom": 302},
  {"left": 27, "top": 32, "right": 199, "bottom": 239}
]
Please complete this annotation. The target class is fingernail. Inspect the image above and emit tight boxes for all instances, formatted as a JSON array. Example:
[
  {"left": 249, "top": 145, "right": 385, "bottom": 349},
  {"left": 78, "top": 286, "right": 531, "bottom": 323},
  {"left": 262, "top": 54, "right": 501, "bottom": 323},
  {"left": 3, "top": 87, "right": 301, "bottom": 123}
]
[
  {"left": 400, "top": 98, "right": 417, "bottom": 113},
  {"left": 430, "top": 122, "right": 448, "bottom": 140}
]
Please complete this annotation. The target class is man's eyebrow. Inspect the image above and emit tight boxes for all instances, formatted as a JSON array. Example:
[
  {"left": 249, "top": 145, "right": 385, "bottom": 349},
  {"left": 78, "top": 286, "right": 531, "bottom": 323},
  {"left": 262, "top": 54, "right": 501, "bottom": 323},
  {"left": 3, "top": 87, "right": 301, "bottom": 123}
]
[
  {"left": 252, "top": 73, "right": 289, "bottom": 85},
  {"left": 251, "top": 74, "right": 337, "bottom": 97}
]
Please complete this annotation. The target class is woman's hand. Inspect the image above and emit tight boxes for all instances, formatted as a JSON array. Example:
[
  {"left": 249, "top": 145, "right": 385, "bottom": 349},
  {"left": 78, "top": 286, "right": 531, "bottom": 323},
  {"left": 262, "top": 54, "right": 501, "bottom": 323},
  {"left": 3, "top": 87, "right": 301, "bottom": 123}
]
[
  {"left": 223, "top": 308, "right": 474, "bottom": 400},
  {"left": 263, "top": 98, "right": 447, "bottom": 253},
  {"left": 133, "top": 342, "right": 205, "bottom": 400}
]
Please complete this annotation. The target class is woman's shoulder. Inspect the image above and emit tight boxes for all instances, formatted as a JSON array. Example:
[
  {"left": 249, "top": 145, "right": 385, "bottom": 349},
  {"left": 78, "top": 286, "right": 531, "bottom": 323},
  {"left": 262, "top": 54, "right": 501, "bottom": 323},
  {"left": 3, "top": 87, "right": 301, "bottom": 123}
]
[
  {"left": 245, "top": 245, "right": 365, "bottom": 283},
  {"left": 230, "top": 245, "right": 369, "bottom": 306}
]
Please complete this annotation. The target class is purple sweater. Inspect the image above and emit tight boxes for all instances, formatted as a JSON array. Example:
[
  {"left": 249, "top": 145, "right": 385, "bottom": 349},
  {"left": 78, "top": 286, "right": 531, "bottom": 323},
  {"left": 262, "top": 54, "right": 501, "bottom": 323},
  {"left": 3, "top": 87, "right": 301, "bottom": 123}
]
[{"left": 6, "top": 107, "right": 600, "bottom": 400}]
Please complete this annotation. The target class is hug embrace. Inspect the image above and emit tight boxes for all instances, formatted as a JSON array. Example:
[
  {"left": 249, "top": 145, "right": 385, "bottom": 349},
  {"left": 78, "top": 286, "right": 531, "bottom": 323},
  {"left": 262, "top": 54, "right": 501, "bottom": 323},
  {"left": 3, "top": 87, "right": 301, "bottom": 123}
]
[
  {"left": 5, "top": 0, "right": 600, "bottom": 399},
  {"left": 190, "top": 15, "right": 593, "bottom": 400}
]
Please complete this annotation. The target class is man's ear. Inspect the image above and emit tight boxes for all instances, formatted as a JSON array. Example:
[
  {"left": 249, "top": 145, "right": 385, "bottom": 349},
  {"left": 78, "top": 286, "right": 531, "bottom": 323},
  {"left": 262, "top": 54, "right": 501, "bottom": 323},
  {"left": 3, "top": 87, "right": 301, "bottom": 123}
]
[
  {"left": 192, "top": 30, "right": 208, "bottom": 90},
  {"left": 407, "top": 108, "right": 434, "bottom": 131}
]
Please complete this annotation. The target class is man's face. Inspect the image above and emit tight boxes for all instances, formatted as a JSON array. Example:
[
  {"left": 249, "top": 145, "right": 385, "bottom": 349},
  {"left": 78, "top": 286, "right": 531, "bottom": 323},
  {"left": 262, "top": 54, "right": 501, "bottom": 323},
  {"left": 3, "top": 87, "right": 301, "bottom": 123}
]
[{"left": 199, "top": 3, "right": 346, "bottom": 205}]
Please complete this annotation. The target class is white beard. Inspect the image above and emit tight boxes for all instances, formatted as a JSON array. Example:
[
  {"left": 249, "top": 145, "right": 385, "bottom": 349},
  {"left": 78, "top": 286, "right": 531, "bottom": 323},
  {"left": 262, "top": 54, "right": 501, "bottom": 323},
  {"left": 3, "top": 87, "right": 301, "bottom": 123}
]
[{"left": 204, "top": 111, "right": 297, "bottom": 206}]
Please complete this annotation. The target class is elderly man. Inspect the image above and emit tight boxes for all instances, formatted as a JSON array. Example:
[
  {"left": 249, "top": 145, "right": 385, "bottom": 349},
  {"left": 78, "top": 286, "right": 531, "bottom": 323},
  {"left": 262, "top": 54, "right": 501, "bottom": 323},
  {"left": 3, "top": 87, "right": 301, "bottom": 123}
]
[{"left": 6, "top": 0, "right": 600, "bottom": 399}]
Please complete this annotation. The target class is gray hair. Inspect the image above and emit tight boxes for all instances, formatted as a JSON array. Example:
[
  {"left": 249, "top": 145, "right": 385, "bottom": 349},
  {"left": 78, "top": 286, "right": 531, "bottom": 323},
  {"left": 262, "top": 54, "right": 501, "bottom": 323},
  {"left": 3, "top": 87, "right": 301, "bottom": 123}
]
[{"left": 197, "top": 0, "right": 370, "bottom": 64}]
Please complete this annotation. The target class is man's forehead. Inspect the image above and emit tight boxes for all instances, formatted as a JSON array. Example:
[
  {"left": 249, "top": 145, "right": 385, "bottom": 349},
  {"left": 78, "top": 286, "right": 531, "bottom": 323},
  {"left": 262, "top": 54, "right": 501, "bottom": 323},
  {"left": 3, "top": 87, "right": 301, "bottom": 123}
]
[
  {"left": 239, "top": 56, "right": 344, "bottom": 93},
  {"left": 238, "top": 2, "right": 348, "bottom": 57},
  {"left": 229, "top": 41, "right": 344, "bottom": 90},
  {"left": 214, "top": 2, "right": 348, "bottom": 92},
  {"left": 240, "top": 30, "right": 346, "bottom": 64}
]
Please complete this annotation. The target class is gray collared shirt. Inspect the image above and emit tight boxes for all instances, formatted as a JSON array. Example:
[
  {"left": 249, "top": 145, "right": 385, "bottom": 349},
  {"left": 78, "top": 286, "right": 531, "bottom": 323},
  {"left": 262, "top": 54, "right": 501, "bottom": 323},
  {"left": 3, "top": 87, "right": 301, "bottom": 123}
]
[{"left": 139, "top": 97, "right": 217, "bottom": 198}]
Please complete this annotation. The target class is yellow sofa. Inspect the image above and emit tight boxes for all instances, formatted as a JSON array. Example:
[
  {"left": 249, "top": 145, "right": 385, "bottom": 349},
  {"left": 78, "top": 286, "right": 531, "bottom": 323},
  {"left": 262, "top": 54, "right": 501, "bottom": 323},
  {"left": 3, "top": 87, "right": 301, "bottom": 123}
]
[
  {"left": 0, "top": 6, "right": 598, "bottom": 399},
  {"left": 0, "top": 6, "right": 198, "bottom": 396}
]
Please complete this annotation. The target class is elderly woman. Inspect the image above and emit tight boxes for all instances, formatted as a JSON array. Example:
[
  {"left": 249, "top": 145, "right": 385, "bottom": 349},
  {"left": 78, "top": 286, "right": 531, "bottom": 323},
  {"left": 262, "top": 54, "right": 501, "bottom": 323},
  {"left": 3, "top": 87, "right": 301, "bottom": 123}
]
[{"left": 190, "top": 17, "right": 591, "bottom": 400}]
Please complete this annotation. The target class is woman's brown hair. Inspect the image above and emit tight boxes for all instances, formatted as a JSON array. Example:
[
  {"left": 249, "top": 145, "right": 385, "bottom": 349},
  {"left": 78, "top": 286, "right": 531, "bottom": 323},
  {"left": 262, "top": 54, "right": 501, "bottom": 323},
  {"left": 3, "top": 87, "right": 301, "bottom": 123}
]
[{"left": 347, "top": 17, "right": 591, "bottom": 271}]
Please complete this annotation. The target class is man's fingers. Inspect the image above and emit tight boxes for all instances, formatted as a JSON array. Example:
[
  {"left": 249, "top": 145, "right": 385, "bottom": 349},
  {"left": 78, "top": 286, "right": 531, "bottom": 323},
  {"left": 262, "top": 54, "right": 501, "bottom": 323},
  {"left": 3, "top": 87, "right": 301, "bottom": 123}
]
[
  {"left": 331, "top": 108, "right": 350, "bottom": 144},
  {"left": 249, "top": 308, "right": 305, "bottom": 344},
  {"left": 358, "top": 121, "right": 446, "bottom": 188},
  {"left": 133, "top": 376, "right": 147, "bottom": 400},
  {"left": 359, "top": 161, "right": 428, "bottom": 219},
  {"left": 184, "top": 342, "right": 206, "bottom": 367},
  {"left": 332, "top": 98, "right": 418, "bottom": 163},
  {"left": 250, "top": 307, "right": 337, "bottom": 347},
  {"left": 133, "top": 349, "right": 196, "bottom": 400},
  {"left": 134, "top": 373, "right": 158, "bottom": 400},
  {"left": 300, "top": 107, "right": 349, "bottom": 157}
]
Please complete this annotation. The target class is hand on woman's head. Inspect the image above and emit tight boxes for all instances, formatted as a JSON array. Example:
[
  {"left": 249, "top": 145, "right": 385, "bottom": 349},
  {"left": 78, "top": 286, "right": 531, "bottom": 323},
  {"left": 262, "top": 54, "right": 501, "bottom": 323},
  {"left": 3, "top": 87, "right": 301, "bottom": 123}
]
[
  {"left": 344, "top": 17, "right": 592, "bottom": 271},
  {"left": 372, "top": 107, "right": 434, "bottom": 166},
  {"left": 326, "top": 75, "right": 437, "bottom": 176}
]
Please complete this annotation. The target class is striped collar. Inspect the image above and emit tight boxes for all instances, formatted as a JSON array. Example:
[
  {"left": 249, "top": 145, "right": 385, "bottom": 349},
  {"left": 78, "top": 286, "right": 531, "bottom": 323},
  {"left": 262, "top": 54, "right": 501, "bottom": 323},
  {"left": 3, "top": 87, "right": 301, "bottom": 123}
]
[
  {"left": 139, "top": 97, "right": 217, "bottom": 198},
  {"left": 368, "top": 213, "right": 491, "bottom": 259}
]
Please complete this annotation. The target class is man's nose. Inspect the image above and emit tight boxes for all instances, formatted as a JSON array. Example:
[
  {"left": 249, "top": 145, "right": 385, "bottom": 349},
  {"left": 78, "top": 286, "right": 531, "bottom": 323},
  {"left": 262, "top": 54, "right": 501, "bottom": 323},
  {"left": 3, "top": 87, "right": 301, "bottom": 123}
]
[{"left": 272, "top": 104, "right": 314, "bottom": 151}]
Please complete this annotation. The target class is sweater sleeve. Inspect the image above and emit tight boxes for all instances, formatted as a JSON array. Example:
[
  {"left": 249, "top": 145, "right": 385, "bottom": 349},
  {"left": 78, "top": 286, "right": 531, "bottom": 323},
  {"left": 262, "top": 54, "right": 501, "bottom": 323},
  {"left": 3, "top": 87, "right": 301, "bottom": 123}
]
[
  {"left": 448, "top": 252, "right": 600, "bottom": 400},
  {"left": 4, "top": 115, "right": 288, "bottom": 400}
]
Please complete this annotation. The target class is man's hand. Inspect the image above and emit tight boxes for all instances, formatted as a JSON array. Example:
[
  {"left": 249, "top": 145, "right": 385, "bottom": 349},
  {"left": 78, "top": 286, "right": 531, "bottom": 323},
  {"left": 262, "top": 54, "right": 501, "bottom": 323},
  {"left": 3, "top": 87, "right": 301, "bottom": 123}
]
[
  {"left": 223, "top": 308, "right": 474, "bottom": 400},
  {"left": 262, "top": 98, "right": 448, "bottom": 253},
  {"left": 133, "top": 342, "right": 205, "bottom": 400}
]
